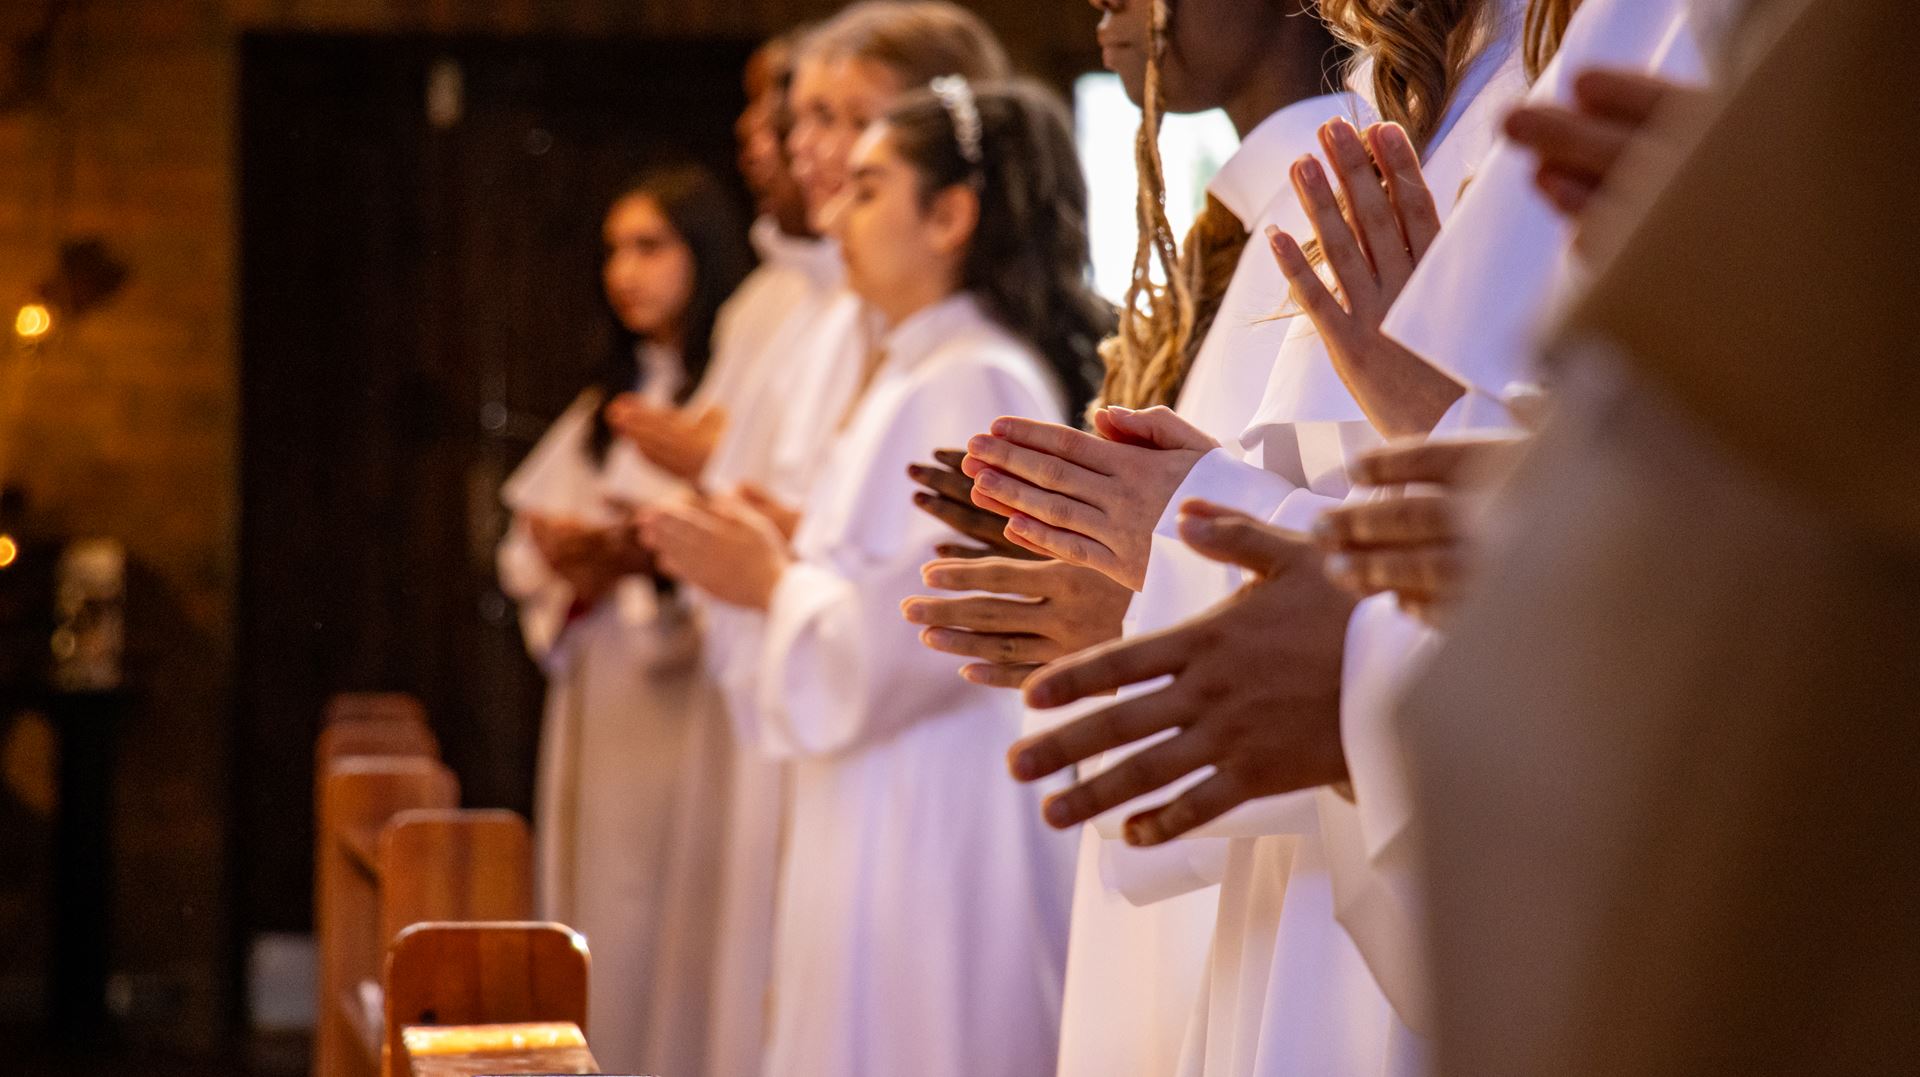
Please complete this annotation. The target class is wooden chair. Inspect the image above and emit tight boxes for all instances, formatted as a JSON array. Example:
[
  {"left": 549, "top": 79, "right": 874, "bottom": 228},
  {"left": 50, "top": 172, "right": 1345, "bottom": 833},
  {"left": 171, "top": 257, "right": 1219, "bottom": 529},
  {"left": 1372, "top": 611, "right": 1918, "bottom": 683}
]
[
  {"left": 378, "top": 809, "right": 534, "bottom": 958},
  {"left": 318, "top": 757, "right": 459, "bottom": 1077},
  {"left": 384, "top": 922, "right": 594, "bottom": 1077}
]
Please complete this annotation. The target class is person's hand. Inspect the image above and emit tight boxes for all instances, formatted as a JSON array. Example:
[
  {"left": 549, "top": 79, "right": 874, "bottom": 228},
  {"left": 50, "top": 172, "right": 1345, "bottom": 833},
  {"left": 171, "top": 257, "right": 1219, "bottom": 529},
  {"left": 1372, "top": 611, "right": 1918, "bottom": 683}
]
[
  {"left": 525, "top": 513, "right": 635, "bottom": 606},
  {"left": 733, "top": 481, "right": 803, "bottom": 542},
  {"left": 1503, "top": 69, "right": 1707, "bottom": 253},
  {"left": 637, "top": 492, "right": 789, "bottom": 610},
  {"left": 1314, "top": 436, "right": 1528, "bottom": 624},
  {"left": 908, "top": 448, "right": 1046, "bottom": 560},
  {"left": 1266, "top": 118, "right": 1464, "bottom": 438},
  {"left": 1007, "top": 500, "right": 1355, "bottom": 845},
  {"left": 961, "top": 407, "right": 1219, "bottom": 590},
  {"left": 901, "top": 557, "right": 1131, "bottom": 688},
  {"left": 606, "top": 393, "right": 727, "bottom": 482}
]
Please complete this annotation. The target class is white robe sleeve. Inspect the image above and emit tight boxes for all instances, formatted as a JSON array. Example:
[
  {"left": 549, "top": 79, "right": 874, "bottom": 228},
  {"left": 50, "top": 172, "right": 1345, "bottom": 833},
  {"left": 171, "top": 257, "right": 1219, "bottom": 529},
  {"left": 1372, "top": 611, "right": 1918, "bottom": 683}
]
[
  {"left": 1316, "top": 594, "right": 1440, "bottom": 1034},
  {"left": 751, "top": 356, "right": 1061, "bottom": 759},
  {"left": 496, "top": 517, "right": 578, "bottom": 668},
  {"left": 497, "top": 396, "right": 606, "bottom": 669}
]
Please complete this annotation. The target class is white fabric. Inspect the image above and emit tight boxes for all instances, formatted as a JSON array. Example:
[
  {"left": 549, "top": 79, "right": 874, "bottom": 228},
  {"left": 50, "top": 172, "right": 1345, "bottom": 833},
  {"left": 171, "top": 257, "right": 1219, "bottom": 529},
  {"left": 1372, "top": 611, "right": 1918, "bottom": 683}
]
[
  {"left": 701, "top": 221, "right": 845, "bottom": 496},
  {"left": 1319, "top": 0, "right": 1710, "bottom": 1050},
  {"left": 696, "top": 221, "right": 843, "bottom": 1077},
  {"left": 728, "top": 294, "right": 1076, "bottom": 1077},
  {"left": 1152, "top": 8, "right": 1536, "bottom": 1076},
  {"left": 1055, "top": 92, "right": 1361, "bottom": 1077},
  {"left": 497, "top": 365, "right": 733, "bottom": 1077}
]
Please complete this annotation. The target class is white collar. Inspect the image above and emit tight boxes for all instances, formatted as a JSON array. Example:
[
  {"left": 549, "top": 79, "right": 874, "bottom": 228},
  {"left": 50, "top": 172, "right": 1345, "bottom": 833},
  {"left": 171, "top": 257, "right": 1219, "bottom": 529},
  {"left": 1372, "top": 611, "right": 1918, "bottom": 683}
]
[
  {"left": 750, "top": 215, "right": 842, "bottom": 288},
  {"left": 1206, "top": 92, "right": 1352, "bottom": 225},
  {"left": 879, "top": 292, "right": 993, "bottom": 371}
]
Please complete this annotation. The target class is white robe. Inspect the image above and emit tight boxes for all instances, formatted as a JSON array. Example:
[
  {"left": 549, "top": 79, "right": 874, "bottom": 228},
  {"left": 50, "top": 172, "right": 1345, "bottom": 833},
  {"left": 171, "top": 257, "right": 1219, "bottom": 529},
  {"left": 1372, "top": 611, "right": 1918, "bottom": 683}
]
[
  {"left": 496, "top": 346, "right": 731, "bottom": 1076},
  {"left": 1125, "top": 6, "right": 1532, "bottom": 1074},
  {"left": 721, "top": 294, "right": 1078, "bottom": 1077},
  {"left": 696, "top": 220, "right": 844, "bottom": 1077},
  {"left": 1314, "top": 0, "right": 1710, "bottom": 1046},
  {"left": 1053, "top": 91, "right": 1371, "bottom": 1077}
]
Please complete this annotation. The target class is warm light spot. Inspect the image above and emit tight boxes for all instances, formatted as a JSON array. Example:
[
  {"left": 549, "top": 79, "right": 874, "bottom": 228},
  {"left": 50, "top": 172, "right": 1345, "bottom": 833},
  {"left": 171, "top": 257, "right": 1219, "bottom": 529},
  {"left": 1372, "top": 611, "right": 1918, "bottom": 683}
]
[
  {"left": 14, "top": 304, "right": 52, "bottom": 340},
  {"left": 0, "top": 535, "right": 16, "bottom": 568}
]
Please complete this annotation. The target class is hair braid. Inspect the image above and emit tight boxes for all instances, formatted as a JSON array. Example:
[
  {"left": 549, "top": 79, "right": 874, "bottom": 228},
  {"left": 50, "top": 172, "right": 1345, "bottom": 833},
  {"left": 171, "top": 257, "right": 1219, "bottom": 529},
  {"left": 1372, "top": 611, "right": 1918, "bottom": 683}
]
[{"left": 1095, "top": 0, "right": 1197, "bottom": 413}]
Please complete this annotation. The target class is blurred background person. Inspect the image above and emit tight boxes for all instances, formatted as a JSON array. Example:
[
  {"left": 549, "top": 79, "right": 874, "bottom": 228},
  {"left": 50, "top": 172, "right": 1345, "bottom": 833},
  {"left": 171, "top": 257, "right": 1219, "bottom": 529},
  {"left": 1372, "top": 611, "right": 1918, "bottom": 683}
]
[{"left": 496, "top": 162, "right": 750, "bottom": 1076}]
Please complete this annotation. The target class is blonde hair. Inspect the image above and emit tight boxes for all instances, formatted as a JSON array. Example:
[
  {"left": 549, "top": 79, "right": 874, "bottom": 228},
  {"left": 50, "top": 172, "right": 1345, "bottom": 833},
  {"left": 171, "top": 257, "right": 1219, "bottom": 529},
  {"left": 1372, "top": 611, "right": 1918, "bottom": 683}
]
[
  {"left": 797, "top": 0, "right": 1012, "bottom": 87},
  {"left": 1321, "top": 0, "right": 1491, "bottom": 153},
  {"left": 1523, "top": 0, "right": 1581, "bottom": 81},
  {"left": 1096, "top": 0, "right": 1197, "bottom": 412}
]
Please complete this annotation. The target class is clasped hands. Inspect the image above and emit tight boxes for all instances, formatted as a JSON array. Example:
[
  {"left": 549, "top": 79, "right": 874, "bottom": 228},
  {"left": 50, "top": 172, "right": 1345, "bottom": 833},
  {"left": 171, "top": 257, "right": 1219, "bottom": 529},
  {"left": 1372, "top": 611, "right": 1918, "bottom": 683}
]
[{"left": 635, "top": 483, "right": 797, "bottom": 611}]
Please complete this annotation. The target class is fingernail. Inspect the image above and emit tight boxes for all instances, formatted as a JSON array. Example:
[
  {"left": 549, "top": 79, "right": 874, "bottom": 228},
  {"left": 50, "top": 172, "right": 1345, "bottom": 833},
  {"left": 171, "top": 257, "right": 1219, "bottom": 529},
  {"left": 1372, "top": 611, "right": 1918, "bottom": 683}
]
[
  {"left": 976, "top": 470, "right": 1000, "bottom": 491},
  {"left": 1264, "top": 223, "right": 1281, "bottom": 243},
  {"left": 907, "top": 464, "right": 927, "bottom": 479},
  {"left": 1125, "top": 818, "right": 1162, "bottom": 846},
  {"left": 902, "top": 601, "right": 926, "bottom": 623},
  {"left": 967, "top": 434, "right": 992, "bottom": 454},
  {"left": 912, "top": 491, "right": 932, "bottom": 506},
  {"left": 1006, "top": 513, "right": 1030, "bottom": 534},
  {"left": 1043, "top": 796, "right": 1075, "bottom": 828},
  {"left": 990, "top": 418, "right": 1013, "bottom": 436},
  {"left": 1178, "top": 514, "right": 1214, "bottom": 541}
]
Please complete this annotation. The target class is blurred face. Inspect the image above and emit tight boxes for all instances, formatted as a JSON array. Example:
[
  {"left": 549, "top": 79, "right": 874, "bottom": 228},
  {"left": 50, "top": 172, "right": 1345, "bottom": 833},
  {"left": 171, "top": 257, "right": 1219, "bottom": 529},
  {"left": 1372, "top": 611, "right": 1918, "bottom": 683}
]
[
  {"left": 736, "top": 47, "right": 785, "bottom": 203},
  {"left": 602, "top": 193, "right": 695, "bottom": 341},
  {"left": 821, "top": 123, "right": 974, "bottom": 323},
  {"left": 786, "top": 55, "right": 906, "bottom": 228},
  {"left": 1089, "top": 0, "right": 1279, "bottom": 113}
]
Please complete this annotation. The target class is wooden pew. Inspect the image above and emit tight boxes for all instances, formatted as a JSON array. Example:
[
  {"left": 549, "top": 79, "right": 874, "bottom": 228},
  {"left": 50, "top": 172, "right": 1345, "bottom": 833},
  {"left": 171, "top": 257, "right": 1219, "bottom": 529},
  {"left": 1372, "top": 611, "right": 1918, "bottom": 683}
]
[
  {"left": 318, "top": 757, "right": 459, "bottom": 1077},
  {"left": 383, "top": 922, "right": 595, "bottom": 1077},
  {"left": 313, "top": 689, "right": 439, "bottom": 1026},
  {"left": 378, "top": 810, "right": 534, "bottom": 962}
]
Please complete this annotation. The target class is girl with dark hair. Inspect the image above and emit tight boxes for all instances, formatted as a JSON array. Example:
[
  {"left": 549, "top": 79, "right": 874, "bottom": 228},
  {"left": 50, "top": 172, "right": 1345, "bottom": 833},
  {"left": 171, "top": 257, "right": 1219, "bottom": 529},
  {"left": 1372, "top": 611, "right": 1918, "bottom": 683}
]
[
  {"left": 494, "top": 162, "right": 748, "bottom": 1077},
  {"left": 638, "top": 78, "right": 1098, "bottom": 1077}
]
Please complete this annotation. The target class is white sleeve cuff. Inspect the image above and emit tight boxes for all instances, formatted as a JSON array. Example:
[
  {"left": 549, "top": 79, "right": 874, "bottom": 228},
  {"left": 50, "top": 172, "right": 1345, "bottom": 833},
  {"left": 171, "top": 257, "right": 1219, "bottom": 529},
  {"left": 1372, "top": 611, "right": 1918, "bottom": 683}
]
[
  {"left": 1155, "top": 448, "right": 1297, "bottom": 540},
  {"left": 1099, "top": 835, "right": 1230, "bottom": 905}
]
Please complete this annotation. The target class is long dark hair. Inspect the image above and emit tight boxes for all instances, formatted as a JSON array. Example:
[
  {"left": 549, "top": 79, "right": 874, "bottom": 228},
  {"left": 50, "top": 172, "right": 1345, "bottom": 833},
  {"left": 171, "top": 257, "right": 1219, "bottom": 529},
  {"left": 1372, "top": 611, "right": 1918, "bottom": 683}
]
[
  {"left": 880, "top": 79, "right": 1114, "bottom": 419},
  {"left": 587, "top": 163, "right": 752, "bottom": 462}
]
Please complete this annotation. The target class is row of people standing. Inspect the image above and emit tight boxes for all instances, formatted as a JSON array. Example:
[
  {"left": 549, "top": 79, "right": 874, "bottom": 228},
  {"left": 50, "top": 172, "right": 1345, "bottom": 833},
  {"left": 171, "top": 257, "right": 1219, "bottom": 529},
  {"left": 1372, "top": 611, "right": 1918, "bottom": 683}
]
[
  {"left": 495, "top": 0, "right": 1822, "bottom": 1075},
  {"left": 505, "top": 5, "right": 1097, "bottom": 1075}
]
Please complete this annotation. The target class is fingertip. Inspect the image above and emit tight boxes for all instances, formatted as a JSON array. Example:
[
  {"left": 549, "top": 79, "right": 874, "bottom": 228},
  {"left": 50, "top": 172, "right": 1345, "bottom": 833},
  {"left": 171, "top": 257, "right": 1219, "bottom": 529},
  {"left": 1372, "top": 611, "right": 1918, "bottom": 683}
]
[
  {"left": 1042, "top": 795, "right": 1076, "bottom": 829},
  {"left": 1323, "top": 551, "right": 1357, "bottom": 585},
  {"left": 989, "top": 417, "right": 1014, "bottom": 437},
  {"left": 1124, "top": 816, "right": 1164, "bottom": 847}
]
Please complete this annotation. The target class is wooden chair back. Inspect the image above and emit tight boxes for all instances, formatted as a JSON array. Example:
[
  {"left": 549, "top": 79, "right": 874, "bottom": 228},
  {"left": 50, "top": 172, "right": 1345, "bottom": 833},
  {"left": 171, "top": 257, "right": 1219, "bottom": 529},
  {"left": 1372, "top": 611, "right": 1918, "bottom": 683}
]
[
  {"left": 384, "top": 922, "right": 591, "bottom": 1077},
  {"left": 317, "top": 757, "right": 458, "bottom": 1077},
  {"left": 378, "top": 809, "right": 534, "bottom": 951}
]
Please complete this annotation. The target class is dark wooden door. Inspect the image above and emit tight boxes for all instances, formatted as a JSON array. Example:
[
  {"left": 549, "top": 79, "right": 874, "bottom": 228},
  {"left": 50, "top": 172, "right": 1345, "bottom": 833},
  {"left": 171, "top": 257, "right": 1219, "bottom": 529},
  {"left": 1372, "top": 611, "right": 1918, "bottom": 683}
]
[{"left": 236, "top": 32, "right": 753, "bottom": 943}]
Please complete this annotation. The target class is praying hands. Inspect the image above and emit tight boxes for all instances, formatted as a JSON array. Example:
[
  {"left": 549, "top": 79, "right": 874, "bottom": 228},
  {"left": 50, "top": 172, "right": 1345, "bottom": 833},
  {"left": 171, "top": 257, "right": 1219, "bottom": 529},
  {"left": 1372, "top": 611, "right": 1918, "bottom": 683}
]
[
  {"left": 907, "top": 448, "right": 1044, "bottom": 560},
  {"left": 636, "top": 489, "right": 793, "bottom": 610},
  {"left": 902, "top": 556, "right": 1131, "bottom": 689},
  {"left": 1266, "top": 117, "right": 1465, "bottom": 438},
  {"left": 1007, "top": 499, "right": 1355, "bottom": 846},
  {"left": 961, "top": 405, "right": 1219, "bottom": 590},
  {"left": 606, "top": 392, "right": 728, "bottom": 482}
]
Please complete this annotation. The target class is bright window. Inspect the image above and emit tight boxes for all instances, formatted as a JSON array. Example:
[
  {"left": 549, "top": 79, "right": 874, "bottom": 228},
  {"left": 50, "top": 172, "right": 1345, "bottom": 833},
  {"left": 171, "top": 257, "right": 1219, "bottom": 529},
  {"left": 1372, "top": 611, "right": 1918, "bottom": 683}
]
[{"left": 1074, "top": 72, "right": 1240, "bottom": 305}]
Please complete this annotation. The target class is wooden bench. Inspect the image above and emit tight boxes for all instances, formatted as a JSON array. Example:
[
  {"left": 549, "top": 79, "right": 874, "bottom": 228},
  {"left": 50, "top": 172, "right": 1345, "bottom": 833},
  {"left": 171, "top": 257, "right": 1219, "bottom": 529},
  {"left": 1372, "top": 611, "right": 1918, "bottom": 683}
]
[
  {"left": 384, "top": 922, "right": 596, "bottom": 1077},
  {"left": 318, "top": 757, "right": 460, "bottom": 1077}
]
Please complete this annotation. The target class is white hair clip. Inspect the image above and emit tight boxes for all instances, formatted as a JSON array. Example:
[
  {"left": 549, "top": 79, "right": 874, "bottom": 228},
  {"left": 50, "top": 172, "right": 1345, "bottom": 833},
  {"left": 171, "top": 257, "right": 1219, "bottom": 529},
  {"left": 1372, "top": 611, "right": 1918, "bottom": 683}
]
[{"left": 929, "top": 75, "right": 984, "bottom": 174}]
